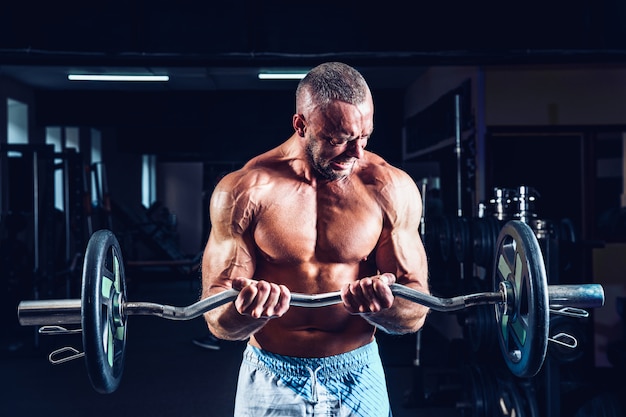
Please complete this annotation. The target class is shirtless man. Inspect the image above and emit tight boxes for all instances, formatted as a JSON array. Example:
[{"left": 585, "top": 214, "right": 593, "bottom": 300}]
[{"left": 201, "top": 62, "right": 430, "bottom": 416}]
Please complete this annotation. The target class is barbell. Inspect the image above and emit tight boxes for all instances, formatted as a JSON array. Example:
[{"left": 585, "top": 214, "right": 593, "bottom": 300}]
[{"left": 17, "top": 220, "right": 605, "bottom": 394}]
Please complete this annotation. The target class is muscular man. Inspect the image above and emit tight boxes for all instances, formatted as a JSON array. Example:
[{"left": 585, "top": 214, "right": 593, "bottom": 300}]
[{"left": 201, "top": 62, "right": 430, "bottom": 416}]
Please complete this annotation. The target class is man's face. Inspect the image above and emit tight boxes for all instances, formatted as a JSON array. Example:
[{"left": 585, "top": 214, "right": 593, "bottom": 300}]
[{"left": 303, "top": 99, "right": 374, "bottom": 181}]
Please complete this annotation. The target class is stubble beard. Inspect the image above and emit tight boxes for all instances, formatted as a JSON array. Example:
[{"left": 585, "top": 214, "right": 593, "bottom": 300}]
[{"left": 305, "top": 137, "right": 350, "bottom": 181}]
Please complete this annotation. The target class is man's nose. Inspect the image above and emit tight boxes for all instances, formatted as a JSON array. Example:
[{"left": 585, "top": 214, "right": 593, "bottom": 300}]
[{"left": 345, "top": 139, "right": 365, "bottom": 158}]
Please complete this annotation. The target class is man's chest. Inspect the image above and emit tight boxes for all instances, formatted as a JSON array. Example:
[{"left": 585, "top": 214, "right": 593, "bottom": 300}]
[{"left": 252, "top": 188, "right": 384, "bottom": 264}]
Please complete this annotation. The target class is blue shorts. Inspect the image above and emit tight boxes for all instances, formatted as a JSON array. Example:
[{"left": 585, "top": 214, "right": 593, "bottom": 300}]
[{"left": 233, "top": 339, "right": 392, "bottom": 417}]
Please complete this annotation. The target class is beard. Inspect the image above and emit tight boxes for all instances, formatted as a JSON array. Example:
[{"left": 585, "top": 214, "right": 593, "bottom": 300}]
[{"left": 305, "top": 135, "right": 352, "bottom": 181}]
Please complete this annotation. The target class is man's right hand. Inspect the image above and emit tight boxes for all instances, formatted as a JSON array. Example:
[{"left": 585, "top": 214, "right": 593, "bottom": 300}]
[{"left": 232, "top": 277, "right": 291, "bottom": 319}]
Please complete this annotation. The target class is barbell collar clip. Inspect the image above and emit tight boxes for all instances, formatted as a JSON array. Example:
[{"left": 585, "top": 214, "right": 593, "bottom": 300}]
[
  {"left": 39, "top": 325, "right": 82, "bottom": 335},
  {"left": 48, "top": 346, "right": 85, "bottom": 365},
  {"left": 548, "top": 332, "right": 578, "bottom": 349},
  {"left": 549, "top": 306, "right": 590, "bottom": 319}
]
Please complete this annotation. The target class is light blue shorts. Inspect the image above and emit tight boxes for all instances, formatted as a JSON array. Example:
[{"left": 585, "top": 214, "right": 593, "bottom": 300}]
[{"left": 233, "top": 339, "right": 392, "bottom": 417}]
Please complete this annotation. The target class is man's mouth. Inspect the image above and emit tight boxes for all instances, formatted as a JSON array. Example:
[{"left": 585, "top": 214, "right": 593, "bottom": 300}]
[{"left": 331, "top": 159, "right": 354, "bottom": 170}]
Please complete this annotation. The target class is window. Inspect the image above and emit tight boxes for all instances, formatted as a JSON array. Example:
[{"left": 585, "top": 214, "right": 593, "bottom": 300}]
[
  {"left": 46, "top": 127, "right": 63, "bottom": 210},
  {"left": 7, "top": 98, "right": 28, "bottom": 145},
  {"left": 142, "top": 154, "right": 156, "bottom": 208}
]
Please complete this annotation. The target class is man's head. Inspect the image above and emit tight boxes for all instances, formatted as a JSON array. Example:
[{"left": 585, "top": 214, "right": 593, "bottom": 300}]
[
  {"left": 295, "top": 62, "right": 370, "bottom": 116},
  {"left": 293, "top": 62, "right": 374, "bottom": 181}
]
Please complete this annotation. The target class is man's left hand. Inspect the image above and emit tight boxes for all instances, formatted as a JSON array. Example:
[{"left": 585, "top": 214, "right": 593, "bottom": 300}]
[{"left": 341, "top": 273, "right": 396, "bottom": 314}]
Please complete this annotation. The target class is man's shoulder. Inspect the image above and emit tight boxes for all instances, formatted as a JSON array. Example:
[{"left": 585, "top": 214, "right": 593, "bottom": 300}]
[
  {"left": 224, "top": 164, "right": 273, "bottom": 191},
  {"left": 360, "top": 153, "right": 413, "bottom": 186},
  {"left": 223, "top": 153, "right": 290, "bottom": 194},
  {"left": 357, "top": 156, "right": 420, "bottom": 208}
]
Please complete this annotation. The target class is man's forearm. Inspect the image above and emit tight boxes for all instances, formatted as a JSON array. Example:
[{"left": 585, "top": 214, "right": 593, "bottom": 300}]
[
  {"left": 205, "top": 303, "right": 269, "bottom": 341},
  {"left": 362, "top": 298, "right": 429, "bottom": 335}
]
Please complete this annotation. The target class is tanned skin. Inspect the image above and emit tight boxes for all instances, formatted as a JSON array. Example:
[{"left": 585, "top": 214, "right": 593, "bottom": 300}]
[{"left": 201, "top": 70, "right": 429, "bottom": 358}]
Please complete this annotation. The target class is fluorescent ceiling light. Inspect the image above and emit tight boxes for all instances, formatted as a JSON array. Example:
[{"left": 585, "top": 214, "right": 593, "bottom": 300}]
[
  {"left": 258, "top": 72, "right": 307, "bottom": 80},
  {"left": 68, "top": 74, "right": 169, "bottom": 82}
]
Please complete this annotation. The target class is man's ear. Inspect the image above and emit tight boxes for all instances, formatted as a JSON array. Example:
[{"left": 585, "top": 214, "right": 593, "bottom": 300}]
[{"left": 293, "top": 114, "right": 306, "bottom": 137}]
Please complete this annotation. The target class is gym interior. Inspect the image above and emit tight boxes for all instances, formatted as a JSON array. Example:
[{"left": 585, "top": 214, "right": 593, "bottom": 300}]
[{"left": 2, "top": 3, "right": 626, "bottom": 416}]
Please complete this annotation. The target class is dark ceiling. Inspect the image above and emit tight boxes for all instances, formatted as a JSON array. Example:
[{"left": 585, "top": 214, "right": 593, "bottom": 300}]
[{"left": 3, "top": 1, "right": 626, "bottom": 161}]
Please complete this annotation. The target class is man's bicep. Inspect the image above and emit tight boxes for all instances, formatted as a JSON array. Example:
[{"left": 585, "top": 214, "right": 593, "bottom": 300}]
[
  {"left": 376, "top": 226, "right": 425, "bottom": 283},
  {"left": 376, "top": 176, "right": 428, "bottom": 289},
  {"left": 202, "top": 226, "right": 256, "bottom": 296},
  {"left": 203, "top": 175, "right": 257, "bottom": 287}
]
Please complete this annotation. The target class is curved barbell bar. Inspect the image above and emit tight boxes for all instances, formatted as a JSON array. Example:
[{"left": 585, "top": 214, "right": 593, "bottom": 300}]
[{"left": 17, "top": 282, "right": 605, "bottom": 326}]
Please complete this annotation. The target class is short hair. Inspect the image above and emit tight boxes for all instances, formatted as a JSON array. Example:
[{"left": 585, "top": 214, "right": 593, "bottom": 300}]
[{"left": 296, "top": 62, "right": 370, "bottom": 114}]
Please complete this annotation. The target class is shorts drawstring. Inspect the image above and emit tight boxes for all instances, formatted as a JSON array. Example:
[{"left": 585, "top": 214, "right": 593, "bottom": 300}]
[{"left": 308, "top": 366, "right": 322, "bottom": 404}]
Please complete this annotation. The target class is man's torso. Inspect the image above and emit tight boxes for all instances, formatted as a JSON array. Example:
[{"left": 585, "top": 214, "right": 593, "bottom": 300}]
[{"left": 245, "top": 156, "right": 391, "bottom": 356}]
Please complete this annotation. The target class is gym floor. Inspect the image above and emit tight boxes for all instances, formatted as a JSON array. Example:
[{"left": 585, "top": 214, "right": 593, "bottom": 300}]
[{"left": 2, "top": 273, "right": 462, "bottom": 417}]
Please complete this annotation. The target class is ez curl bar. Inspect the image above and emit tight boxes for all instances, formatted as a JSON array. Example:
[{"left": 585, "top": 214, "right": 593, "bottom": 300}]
[{"left": 17, "top": 220, "right": 605, "bottom": 394}]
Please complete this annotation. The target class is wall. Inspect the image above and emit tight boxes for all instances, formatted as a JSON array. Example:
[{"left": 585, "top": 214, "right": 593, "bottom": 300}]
[
  {"left": 157, "top": 162, "right": 204, "bottom": 256},
  {"left": 404, "top": 64, "right": 626, "bottom": 203},
  {"left": 404, "top": 66, "right": 479, "bottom": 118},
  {"left": 406, "top": 64, "right": 626, "bottom": 126},
  {"left": 484, "top": 65, "right": 626, "bottom": 126}
]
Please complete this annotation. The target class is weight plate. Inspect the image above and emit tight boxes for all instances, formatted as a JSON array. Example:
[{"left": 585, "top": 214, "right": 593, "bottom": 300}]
[
  {"left": 434, "top": 215, "right": 453, "bottom": 262},
  {"left": 495, "top": 376, "right": 540, "bottom": 417},
  {"left": 493, "top": 220, "right": 549, "bottom": 378},
  {"left": 424, "top": 215, "right": 445, "bottom": 264},
  {"left": 82, "top": 229, "right": 127, "bottom": 394},
  {"left": 453, "top": 217, "right": 472, "bottom": 263},
  {"left": 471, "top": 217, "right": 494, "bottom": 267},
  {"left": 461, "top": 365, "right": 541, "bottom": 417},
  {"left": 559, "top": 217, "right": 577, "bottom": 244},
  {"left": 462, "top": 303, "right": 499, "bottom": 356},
  {"left": 460, "top": 365, "right": 496, "bottom": 417}
]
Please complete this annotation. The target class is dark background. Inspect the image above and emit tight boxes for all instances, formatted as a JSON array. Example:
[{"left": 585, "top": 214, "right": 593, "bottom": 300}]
[{"left": 3, "top": 1, "right": 626, "bottom": 162}]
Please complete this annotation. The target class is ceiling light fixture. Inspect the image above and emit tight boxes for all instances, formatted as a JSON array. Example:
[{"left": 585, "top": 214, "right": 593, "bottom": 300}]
[
  {"left": 258, "top": 72, "right": 308, "bottom": 80},
  {"left": 68, "top": 74, "right": 169, "bottom": 82}
]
